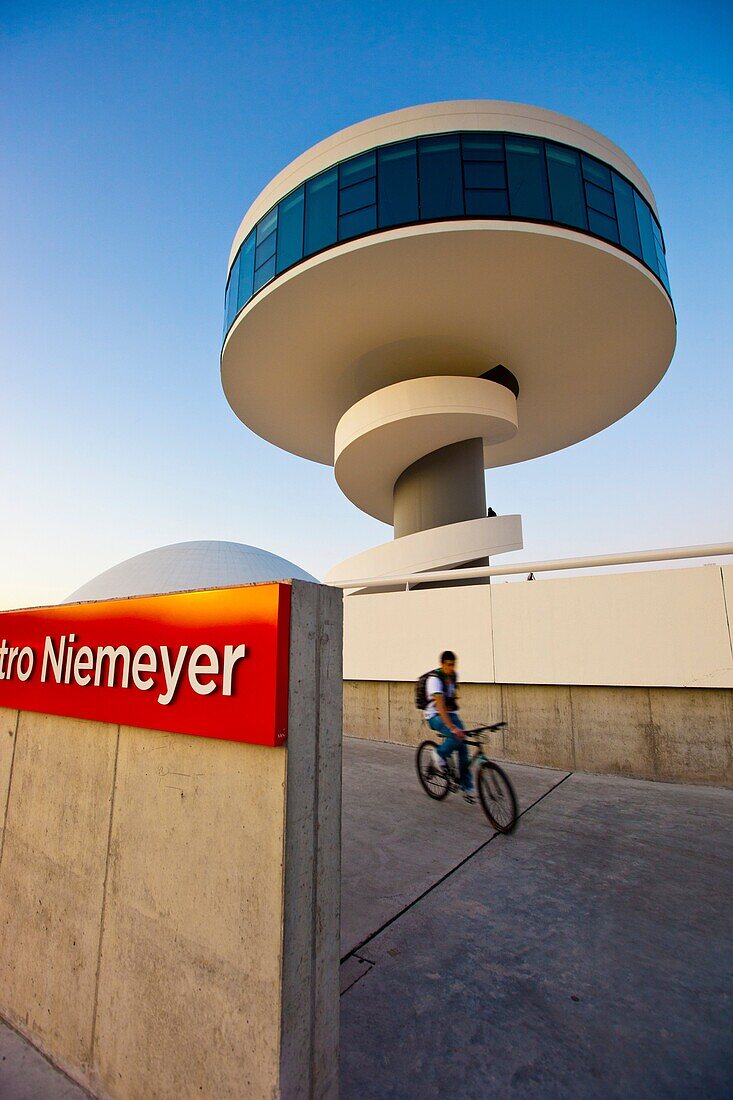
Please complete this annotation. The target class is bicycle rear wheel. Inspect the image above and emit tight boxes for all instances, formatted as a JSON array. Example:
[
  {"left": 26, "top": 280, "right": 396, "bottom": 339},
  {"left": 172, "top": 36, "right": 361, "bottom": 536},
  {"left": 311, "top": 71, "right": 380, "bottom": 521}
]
[
  {"left": 477, "top": 761, "right": 518, "bottom": 832},
  {"left": 416, "top": 740, "right": 450, "bottom": 800}
]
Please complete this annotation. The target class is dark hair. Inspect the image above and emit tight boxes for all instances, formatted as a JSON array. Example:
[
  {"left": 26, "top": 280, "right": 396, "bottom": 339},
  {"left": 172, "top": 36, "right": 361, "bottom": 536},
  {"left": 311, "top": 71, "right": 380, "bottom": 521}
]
[{"left": 440, "top": 650, "right": 456, "bottom": 663}]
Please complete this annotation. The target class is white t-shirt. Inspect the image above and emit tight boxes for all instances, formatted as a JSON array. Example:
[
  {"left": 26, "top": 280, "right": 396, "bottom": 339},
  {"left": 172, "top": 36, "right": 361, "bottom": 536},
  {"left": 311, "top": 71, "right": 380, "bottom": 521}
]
[{"left": 424, "top": 673, "right": 458, "bottom": 719}]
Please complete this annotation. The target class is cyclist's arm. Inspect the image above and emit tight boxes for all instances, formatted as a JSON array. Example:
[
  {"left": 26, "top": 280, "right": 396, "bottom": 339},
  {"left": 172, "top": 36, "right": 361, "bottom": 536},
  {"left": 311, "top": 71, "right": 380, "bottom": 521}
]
[{"left": 434, "top": 690, "right": 462, "bottom": 738}]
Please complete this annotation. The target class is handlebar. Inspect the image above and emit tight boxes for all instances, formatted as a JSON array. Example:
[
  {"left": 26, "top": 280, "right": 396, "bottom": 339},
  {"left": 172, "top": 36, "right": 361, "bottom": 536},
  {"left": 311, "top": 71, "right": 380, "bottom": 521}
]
[{"left": 463, "top": 721, "right": 507, "bottom": 734}]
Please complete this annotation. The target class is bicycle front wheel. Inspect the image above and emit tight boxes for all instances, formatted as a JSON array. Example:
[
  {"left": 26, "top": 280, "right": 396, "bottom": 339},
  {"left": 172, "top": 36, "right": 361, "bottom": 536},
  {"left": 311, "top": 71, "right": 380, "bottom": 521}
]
[
  {"left": 477, "top": 761, "right": 518, "bottom": 833},
  {"left": 416, "top": 740, "right": 450, "bottom": 800}
]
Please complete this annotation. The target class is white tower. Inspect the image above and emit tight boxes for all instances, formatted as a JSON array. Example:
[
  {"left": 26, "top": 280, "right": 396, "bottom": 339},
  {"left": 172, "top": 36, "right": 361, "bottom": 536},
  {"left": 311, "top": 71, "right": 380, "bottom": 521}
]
[{"left": 221, "top": 101, "right": 675, "bottom": 588}]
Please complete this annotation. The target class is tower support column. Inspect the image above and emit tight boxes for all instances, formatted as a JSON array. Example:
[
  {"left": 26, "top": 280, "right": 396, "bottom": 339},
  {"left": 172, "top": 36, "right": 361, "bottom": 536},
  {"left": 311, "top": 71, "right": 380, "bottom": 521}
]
[
  {"left": 393, "top": 438, "right": 486, "bottom": 539},
  {"left": 392, "top": 437, "right": 490, "bottom": 587}
]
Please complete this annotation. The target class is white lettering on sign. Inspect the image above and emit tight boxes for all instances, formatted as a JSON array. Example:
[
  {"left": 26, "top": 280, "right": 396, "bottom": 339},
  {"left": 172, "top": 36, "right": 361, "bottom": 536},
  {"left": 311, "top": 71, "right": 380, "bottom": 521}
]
[
  {"left": 16, "top": 647, "right": 34, "bottom": 681},
  {"left": 3, "top": 635, "right": 248, "bottom": 705},
  {"left": 0, "top": 642, "right": 36, "bottom": 682},
  {"left": 73, "top": 646, "right": 95, "bottom": 687},
  {"left": 94, "top": 645, "right": 131, "bottom": 689},
  {"left": 159, "top": 645, "right": 188, "bottom": 706},
  {"left": 64, "top": 633, "right": 77, "bottom": 683},
  {"left": 41, "top": 636, "right": 64, "bottom": 683},
  {"left": 188, "top": 645, "right": 218, "bottom": 696},
  {"left": 132, "top": 645, "right": 157, "bottom": 691},
  {"left": 223, "top": 644, "right": 247, "bottom": 695}
]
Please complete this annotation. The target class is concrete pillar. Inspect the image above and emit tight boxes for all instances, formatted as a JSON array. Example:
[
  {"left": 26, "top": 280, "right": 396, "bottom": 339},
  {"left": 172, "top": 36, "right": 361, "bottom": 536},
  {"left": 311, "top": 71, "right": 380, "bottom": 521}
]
[
  {"left": 0, "top": 580, "right": 342, "bottom": 1100},
  {"left": 392, "top": 437, "right": 487, "bottom": 538},
  {"left": 392, "top": 438, "right": 488, "bottom": 587}
]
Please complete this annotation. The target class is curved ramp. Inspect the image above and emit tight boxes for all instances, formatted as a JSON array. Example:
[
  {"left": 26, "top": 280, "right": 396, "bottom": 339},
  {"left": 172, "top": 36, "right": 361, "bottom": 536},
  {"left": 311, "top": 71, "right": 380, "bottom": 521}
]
[{"left": 326, "top": 514, "right": 523, "bottom": 593}]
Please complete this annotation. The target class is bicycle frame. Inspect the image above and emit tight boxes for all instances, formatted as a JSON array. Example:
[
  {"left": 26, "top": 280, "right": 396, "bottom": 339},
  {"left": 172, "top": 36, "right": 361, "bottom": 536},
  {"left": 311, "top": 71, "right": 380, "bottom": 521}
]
[
  {"left": 435, "top": 721, "right": 506, "bottom": 782},
  {"left": 441, "top": 747, "right": 483, "bottom": 787}
]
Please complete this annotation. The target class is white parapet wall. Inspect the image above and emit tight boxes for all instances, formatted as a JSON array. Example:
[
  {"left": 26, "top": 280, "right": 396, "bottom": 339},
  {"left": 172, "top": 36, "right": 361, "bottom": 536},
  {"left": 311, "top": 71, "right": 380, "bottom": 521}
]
[
  {"left": 342, "top": 565, "right": 733, "bottom": 786},
  {"left": 344, "top": 565, "right": 733, "bottom": 688},
  {"left": 344, "top": 584, "right": 495, "bottom": 682}
]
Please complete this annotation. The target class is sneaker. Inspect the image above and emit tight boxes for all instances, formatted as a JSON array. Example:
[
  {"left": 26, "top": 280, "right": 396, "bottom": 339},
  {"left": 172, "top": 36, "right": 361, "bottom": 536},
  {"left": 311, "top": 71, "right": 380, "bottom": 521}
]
[
  {"left": 462, "top": 792, "right": 476, "bottom": 804},
  {"left": 432, "top": 749, "right": 446, "bottom": 772}
]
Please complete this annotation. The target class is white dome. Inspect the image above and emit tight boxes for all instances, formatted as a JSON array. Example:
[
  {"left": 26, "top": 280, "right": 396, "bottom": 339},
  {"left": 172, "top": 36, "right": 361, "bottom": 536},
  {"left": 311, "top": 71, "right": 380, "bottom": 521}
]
[{"left": 64, "top": 541, "right": 317, "bottom": 603}]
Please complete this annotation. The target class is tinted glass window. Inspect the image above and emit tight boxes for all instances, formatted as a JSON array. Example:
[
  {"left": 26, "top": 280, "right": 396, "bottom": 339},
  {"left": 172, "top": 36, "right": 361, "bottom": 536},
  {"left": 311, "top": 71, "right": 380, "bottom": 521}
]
[
  {"left": 225, "top": 254, "right": 240, "bottom": 330},
  {"left": 545, "top": 143, "right": 587, "bottom": 229},
  {"left": 255, "top": 231, "right": 276, "bottom": 269},
  {"left": 506, "top": 136, "right": 550, "bottom": 220},
  {"left": 464, "top": 161, "right": 505, "bottom": 189},
  {"left": 651, "top": 218, "right": 669, "bottom": 289},
  {"left": 462, "top": 133, "right": 503, "bottom": 161},
  {"left": 257, "top": 208, "right": 277, "bottom": 244},
  {"left": 588, "top": 208, "right": 619, "bottom": 244},
  {"left": 378, "top": 140, "right": 418, "bottom": 227},
  {"left": 651, "top": 243, "right": 664, "bottom": 275},
  {"left": 340, "top": 151, "right": 375, "bottom": 186},
  {"left": 465, "top": 189, "right": 509, "bottom": 216},
  {"left": 611, "top": 174, "right": 641, "bottom": 258},
  {"left": 654, "top": 250, "right": 670, "bottom": 293},
  {"left": 225, "top": 130, "right": 671, "bottom": 336},
  {"left": 418, "top": 135, "right": 464, "bottom": 219},
  {"left": 339, "top": 205, "right": 377, "bottom": 240},
  {"left": 253, "top": 253, "right": 276, "bottom": 292},
  {"left": 582, "top": 155, "right": 612, "bottom": 191},
  {"left": 304, "top": 167, "right": 338, "bottom": 255},
  {"left": 633, "top": 192, "right": 658, "bottom": 272},
  {"left": 276, "top": 186, "right": 304, "bottom": 273},
  {"left": 585, "top": 181, "right": 616, "bottom": 218},
  {"left": 340, "top": 177, "right": 376, "bottom": 214},
  {"left": 237, "top": 232, "right": 256, "bottom": 308}
]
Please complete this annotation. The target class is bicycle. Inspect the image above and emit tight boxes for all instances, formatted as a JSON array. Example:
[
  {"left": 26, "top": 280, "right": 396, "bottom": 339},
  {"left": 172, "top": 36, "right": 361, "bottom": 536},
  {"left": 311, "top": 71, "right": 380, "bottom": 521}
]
[{"left": 416, "top": 721, "right": 519, "bottom": 833}]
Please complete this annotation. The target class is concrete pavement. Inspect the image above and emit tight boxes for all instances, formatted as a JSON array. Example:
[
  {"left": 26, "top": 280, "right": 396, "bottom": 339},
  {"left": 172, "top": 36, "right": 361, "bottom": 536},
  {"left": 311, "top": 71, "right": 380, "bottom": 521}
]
[
  {"left": 341, "top": 737, "right": 567, "bottom": 958},
  {"left": 340, "top": 739, "right": 733, "bottom": 1099},
  {"left": 2, "top": 736, "right": 731, "bottom": 1098},
  {"left": 0, "top": 1022, "right": 89, "bottom": 1100}
]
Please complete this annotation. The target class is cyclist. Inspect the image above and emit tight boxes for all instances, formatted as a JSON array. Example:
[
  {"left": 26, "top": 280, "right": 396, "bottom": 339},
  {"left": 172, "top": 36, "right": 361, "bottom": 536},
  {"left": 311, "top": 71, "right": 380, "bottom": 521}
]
[{"left": 424, "top": 650, "right": 475, "bottom": 804}]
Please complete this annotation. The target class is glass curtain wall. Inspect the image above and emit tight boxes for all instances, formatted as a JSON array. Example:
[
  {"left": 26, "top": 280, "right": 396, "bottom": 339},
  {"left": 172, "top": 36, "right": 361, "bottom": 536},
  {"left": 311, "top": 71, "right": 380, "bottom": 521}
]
[{"left": 224, "top": 131, "right": 670, "bottom": 337}]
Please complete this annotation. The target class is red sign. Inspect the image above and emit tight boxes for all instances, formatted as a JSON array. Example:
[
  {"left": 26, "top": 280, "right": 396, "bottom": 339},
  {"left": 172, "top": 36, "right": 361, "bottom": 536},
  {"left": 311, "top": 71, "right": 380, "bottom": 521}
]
[{"left": 0, "top": 583, "right": 291, "bottom": 746}]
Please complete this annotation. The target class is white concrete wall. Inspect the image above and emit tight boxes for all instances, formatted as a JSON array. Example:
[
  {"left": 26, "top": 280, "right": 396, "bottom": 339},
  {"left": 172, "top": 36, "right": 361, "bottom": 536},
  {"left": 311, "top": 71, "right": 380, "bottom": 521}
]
[
  {"left": 723, "top": 565, "right": 733, "bottom": 634},
  {"left": 343, "top": 565, "right": 733, "bottom": 688},
  {"left": 343, "top": 585, "right": 494, "bottom": 682}
]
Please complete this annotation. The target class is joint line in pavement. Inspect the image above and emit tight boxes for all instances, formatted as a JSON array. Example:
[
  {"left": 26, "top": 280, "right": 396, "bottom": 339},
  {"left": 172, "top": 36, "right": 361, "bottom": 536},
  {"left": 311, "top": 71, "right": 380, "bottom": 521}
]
[{"left": 340, "top": 770, "right": 573, "bottom": 966}]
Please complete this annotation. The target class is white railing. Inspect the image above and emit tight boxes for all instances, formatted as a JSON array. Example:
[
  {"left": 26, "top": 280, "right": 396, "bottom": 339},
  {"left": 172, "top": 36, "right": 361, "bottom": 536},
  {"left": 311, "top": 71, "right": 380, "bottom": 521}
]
[{"left": 329, "top": 542, "right": 733, "bottom": 591}]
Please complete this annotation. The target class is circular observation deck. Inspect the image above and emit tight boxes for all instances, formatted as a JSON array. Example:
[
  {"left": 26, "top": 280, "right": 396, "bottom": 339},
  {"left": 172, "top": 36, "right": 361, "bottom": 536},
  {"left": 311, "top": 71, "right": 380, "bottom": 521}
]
[{"left": 221, "top": 101, "right": 676, "bottom": 541}]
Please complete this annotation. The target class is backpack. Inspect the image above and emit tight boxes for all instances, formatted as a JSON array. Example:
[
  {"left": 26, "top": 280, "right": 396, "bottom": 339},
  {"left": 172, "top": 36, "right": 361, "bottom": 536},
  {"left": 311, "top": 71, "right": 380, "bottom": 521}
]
[{"left": 415, "top": 669, "right": 457, "bottom": 711}]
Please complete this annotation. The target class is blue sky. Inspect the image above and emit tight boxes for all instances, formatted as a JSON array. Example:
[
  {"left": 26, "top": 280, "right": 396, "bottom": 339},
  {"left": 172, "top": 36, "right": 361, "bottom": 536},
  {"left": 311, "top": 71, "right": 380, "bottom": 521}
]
[{"left": 1, "top": 0, "right": 731, "bottom": 608}]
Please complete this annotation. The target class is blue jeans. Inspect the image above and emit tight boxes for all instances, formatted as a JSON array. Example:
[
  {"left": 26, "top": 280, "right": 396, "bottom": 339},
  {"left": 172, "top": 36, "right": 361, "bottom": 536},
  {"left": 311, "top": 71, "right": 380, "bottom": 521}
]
[{"left": 428, "top": 712, "right": 473, "bottom": 792}]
